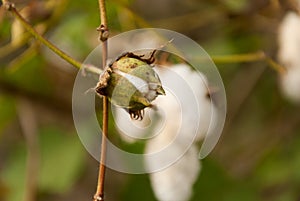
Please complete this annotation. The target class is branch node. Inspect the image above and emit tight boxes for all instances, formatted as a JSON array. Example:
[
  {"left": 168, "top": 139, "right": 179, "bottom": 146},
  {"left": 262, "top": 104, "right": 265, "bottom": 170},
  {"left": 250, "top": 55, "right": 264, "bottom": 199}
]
[
  {"left": 97, "top": 24, "right": 109, "bottom": 42},
  {"left": 93, "top": 194, "right": 104, "bottom": 201},
  {"left": 4, "top": 1, "right": 15, "bottom": 11}
]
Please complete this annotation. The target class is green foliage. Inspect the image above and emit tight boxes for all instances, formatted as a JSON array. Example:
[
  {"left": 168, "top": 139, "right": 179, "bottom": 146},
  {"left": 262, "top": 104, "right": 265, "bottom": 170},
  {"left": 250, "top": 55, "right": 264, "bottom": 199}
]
[
  {"left": 38, "top": 127, "right": 85, "bottom": 193},
  {"left": 1, "top": 127, "right": 85, "bottom": 201}
]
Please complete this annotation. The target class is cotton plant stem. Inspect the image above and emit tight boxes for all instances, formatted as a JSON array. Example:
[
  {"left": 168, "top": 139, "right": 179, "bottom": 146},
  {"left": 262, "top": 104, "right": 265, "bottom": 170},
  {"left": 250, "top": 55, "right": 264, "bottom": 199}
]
[
  {"left": 93, "top": 0, "right": 109, "bottom": 200},
  {"left": 3, "top": 1, "right": 83, "bottom": 69},
  {"left": 98, "top": 0, "right": 108, "bottom": 33},
  {"left": 211, "top": 51, "right": 266, "bottom": 63},
  {"left": 211, "top": 51, "right": 286, "bottom": 74}
]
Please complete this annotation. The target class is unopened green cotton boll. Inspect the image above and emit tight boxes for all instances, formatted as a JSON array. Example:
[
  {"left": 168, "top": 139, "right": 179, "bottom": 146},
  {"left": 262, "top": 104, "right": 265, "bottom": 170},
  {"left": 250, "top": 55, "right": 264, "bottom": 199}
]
[{"left": 96, "top": 51, "right": 165, "bottom": 120}]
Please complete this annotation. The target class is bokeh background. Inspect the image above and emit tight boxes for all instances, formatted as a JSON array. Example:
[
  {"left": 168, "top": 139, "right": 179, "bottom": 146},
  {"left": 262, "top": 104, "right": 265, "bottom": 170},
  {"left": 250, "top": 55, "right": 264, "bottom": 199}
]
[{"left": 1, "top": 0, "right": 300, "bottom": 201}]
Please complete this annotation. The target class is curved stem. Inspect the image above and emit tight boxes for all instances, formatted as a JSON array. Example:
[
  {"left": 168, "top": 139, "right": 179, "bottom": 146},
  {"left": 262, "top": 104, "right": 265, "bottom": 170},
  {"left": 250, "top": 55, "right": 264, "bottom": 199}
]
[
  {"left": 211, "top": 51, "right": 286, "bottom": 74},
  {"left": 3, "top": 1, "right": 82, "bottom": 69}
]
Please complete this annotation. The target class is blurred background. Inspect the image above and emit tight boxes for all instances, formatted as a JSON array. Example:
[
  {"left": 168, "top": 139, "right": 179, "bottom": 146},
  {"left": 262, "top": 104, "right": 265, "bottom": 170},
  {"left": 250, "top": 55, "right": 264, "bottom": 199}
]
[{"left": 1, "top": 0, "right": 300, "bottom": 201}]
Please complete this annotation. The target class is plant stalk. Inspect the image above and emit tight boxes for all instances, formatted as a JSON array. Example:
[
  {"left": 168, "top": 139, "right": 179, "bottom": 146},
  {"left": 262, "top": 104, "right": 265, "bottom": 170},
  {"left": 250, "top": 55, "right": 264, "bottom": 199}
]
[
  {"left": 93, "top": 0, "right": 109, "bottom": 200},
  {"left": 211, "top": 51, "right": 286, "bottom": 74},
  {"left": 3, "top": 1, "right": 83, "bottom": 69}
]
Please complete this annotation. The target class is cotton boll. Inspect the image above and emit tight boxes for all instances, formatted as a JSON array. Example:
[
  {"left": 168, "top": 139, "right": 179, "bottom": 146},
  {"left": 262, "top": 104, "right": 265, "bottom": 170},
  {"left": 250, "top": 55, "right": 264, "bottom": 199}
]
[
  {"left": 278, "top": 12, "right": 300, "bottom": 67},
  {"left": 144, "top": 64, "right": 212, "bottom": 201},
  {"left": 280, "top": 67, "right": 300, "bottom": 102},
  {"left": 146, "top": 144, "right": 200, "bottom": 201},
  {"left": 278, "top": 11, "right": 300, "bottom": 103},
  {"left": 114, "top": 64, "right": 213, "bottom": 143},
  {"left": 114, "top": 63, "right": 213, "bottom": 201},
  {"left": 154, "top": 64, "right": 213, "bottom": 142}
]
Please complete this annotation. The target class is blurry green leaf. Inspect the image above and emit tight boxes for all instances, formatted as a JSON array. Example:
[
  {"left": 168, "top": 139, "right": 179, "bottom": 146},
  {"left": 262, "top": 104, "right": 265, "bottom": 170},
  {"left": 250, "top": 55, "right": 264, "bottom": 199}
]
[{"left": 38, "top": 127, "right": 85, "bottom": 193}]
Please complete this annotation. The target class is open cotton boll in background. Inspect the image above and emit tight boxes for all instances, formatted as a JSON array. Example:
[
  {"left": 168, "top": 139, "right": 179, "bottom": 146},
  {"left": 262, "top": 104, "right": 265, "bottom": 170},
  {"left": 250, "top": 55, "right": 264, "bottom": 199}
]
[
  {"left": 146, "top": 144, "right": 200, "bottom": 201},
  {"left": 114, "top": 63, "right": 214, "bottom": 201},
  {"left": 114, "top": 64, "right": 213, "bottom": 143},
  {"left": 143, "top": 64, "right": 207, "bottom": 201},
  {"left": 156, "top": 64, "right": 213, "bottom": 142},
  {"left": 278, "top": 11, "right": 300, "bottom": 103},
  {"left": 278, "top": 12, "right": 300, "bottom": 66},
  {"left": 280, "top": 67, "right": 300, "bottom": 102}
]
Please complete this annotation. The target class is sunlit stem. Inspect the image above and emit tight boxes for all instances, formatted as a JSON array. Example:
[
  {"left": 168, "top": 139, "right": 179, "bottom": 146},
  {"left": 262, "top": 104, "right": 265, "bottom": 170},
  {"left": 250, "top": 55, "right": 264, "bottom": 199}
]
[{"left": 3, "top": 1, "right": 83, "bottom": 69}]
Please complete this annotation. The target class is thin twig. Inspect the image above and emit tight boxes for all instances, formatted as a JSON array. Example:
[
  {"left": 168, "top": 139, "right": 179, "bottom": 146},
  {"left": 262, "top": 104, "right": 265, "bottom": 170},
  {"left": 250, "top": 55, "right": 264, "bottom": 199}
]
[
  {"left": 211, "top": 51, "right": 286, "bottom": 74},
  {"left": 98, "top": 0, "right": 108, "bottom": 33},
  {"left": 93, "top": 0, "right": 109, "bottom": 201},
  {"left": 3, "top": 1, "right": 83, "bottom": 69},
  {"left": 211, "top": 51, "right": 266, "bottom": 63}
]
